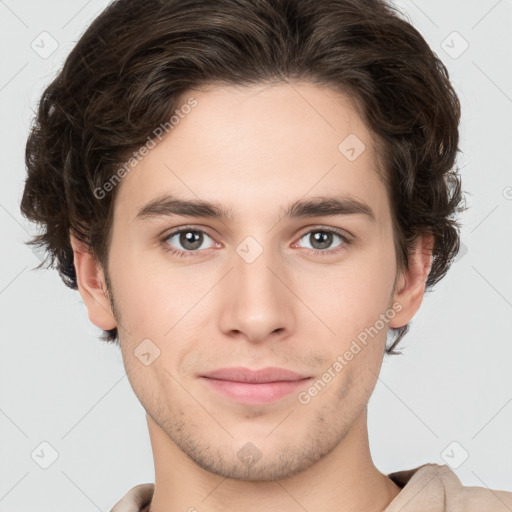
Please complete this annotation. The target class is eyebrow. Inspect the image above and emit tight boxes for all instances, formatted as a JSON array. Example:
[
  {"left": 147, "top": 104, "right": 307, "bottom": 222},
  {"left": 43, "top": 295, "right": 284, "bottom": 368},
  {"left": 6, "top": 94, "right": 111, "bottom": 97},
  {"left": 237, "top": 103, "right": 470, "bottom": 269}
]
[{"left": 135, "top": 194, "right": 376, "bottom": 223}]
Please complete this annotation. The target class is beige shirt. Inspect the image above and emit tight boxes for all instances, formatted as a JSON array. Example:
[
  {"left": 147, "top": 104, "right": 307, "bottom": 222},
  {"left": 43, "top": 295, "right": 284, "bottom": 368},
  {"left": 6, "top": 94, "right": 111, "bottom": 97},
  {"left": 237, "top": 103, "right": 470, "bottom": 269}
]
[{"left": 110, "top": 463, "right": 512, "bottom": 512}]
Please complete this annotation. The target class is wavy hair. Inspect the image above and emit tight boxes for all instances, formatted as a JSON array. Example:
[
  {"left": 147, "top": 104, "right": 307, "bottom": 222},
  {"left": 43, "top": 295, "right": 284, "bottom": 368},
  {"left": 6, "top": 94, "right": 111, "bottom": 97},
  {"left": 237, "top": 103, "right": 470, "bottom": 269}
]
[{"left": 20, "top": 0, "right": 466, "bottom": 353}]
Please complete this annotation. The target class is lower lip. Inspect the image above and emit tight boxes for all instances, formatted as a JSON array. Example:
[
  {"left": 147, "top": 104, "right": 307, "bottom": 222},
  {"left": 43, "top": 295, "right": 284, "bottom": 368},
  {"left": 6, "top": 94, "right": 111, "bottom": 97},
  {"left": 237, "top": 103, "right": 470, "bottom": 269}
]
[{"left": 201, "top": 377, "right": 312, "bottom": 404}]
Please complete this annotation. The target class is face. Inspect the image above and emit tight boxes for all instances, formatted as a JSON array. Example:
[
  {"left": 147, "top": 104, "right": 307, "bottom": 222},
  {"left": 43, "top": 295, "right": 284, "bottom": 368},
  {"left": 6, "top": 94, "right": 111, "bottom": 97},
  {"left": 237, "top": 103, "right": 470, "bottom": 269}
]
[{"left": 87, "top": 82, "right": 411, "bottom": 480}]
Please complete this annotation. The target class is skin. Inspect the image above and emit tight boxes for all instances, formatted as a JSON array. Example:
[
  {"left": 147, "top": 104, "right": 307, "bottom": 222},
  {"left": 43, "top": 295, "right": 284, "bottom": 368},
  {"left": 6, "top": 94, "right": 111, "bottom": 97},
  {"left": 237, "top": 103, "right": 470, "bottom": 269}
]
[{"left": 70, "top": 82, "right": 433, "bottom": 512}]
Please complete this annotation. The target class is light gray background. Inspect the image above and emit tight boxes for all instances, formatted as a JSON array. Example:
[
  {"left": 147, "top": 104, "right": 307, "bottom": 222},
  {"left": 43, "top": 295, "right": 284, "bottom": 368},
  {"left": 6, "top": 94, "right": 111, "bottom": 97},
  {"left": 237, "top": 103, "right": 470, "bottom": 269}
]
[{"left": 1, "top": 0, "right": 511, "bottom": 510}]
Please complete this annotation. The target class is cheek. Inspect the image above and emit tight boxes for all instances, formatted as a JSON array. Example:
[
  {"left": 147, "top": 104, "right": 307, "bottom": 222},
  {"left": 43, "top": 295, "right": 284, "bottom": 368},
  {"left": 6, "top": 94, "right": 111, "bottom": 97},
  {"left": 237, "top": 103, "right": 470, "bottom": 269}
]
[
  {"left": 109, "top": 247, "right": 195, "bottom": 328},
  {"left": 111, "top": 257, "right": 218, "bottom": 378},
  {"left": 296, "top": 249, "right": 396, "bottom": 341}
]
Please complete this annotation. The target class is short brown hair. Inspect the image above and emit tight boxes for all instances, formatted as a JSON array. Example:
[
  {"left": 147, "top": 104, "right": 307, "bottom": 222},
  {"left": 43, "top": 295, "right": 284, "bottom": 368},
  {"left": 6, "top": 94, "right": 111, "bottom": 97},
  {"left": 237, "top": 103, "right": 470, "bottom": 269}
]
[{"left": 20, "top": 0, "right": 466, "bottom": 353}]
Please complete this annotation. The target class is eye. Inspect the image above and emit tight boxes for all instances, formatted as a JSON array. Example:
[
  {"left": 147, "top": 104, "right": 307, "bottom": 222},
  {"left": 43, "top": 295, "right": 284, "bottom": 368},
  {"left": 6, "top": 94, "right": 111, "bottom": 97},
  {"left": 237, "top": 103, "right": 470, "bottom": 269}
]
[
  {"left": 294, "top": 228, "right": 350, "bottom": 255},
  {"left": 160, "top": 226, "right": 351, "bottom": 259},
  {"left": 161, "top": 227, "right": 216, "bottom": 257}
]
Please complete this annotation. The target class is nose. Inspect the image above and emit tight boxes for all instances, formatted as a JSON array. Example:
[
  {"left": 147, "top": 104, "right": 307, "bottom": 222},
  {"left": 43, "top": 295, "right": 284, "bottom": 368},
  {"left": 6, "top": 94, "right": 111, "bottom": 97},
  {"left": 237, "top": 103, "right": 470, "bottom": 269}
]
[{"left": 217, "top": 243, "right": 294, "bottom": 344}]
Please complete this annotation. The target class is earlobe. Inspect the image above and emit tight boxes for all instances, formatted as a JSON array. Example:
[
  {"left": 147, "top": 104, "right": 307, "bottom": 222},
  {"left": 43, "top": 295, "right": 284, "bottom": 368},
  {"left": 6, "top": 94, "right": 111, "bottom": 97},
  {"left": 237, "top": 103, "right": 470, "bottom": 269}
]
[
  {"left": 69, "top": 231, "right": 117, "bottom": 331},
  {"left": 388, "top": 233, "right": 434, "bottom": 329}
]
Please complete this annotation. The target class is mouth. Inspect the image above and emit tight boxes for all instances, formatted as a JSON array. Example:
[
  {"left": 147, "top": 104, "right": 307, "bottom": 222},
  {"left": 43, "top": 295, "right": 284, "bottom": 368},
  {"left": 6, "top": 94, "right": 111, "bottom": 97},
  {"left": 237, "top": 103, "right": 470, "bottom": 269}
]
[{"left": 200, "top": 367, "right": 313, "bottom": 404}]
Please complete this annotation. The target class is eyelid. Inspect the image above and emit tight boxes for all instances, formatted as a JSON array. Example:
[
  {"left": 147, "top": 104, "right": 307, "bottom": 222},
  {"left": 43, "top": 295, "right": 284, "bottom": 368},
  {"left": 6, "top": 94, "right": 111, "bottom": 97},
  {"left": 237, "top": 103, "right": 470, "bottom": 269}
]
[
  {"left": 161, "top": 224, "right": 218, "bottom": 241},
  {"left": 161, "top": 224, "right": 352, "bottom": 241},
  {"left": 295, "top": 224, "right": 353, "bottom": 241}
]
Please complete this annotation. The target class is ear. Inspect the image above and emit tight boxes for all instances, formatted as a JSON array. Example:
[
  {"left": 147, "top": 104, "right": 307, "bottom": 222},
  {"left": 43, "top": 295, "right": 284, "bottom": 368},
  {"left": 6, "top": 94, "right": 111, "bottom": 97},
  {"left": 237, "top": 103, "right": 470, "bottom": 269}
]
[
  {"left": 388, "top": 232, "right": 434, "bottom": 329},
  {"left": 69, "top": 231, "right": 117, "bottom": 331}
]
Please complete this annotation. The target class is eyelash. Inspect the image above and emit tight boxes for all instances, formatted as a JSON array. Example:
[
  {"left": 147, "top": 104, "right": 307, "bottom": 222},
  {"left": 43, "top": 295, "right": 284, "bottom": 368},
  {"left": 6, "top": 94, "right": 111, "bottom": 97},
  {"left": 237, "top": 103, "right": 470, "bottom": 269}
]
[{"left": 160, "top": 226, "right": 351, "bottom": 259}]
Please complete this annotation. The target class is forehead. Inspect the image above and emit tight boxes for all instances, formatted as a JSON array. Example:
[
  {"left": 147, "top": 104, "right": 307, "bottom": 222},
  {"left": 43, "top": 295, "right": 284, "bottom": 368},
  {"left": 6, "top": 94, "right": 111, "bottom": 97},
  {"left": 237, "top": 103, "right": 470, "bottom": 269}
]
[{"left": 113, "top": 82, "right": 390, "bottom": 228}]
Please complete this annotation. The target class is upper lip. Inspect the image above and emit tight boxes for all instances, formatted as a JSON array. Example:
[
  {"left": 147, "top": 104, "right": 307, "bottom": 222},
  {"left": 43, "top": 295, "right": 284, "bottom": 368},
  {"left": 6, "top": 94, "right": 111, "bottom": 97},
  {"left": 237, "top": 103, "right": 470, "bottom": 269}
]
[{"left": 201, "top": 366, "right": 310, "bottom": 383}]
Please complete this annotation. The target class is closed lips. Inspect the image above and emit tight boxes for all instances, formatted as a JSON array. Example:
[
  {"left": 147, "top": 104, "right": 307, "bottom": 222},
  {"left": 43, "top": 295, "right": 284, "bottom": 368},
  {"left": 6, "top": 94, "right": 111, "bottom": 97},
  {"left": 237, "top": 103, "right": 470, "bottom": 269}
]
[{"left": 201, "top": 366, "right": 310, "bottom": 383}]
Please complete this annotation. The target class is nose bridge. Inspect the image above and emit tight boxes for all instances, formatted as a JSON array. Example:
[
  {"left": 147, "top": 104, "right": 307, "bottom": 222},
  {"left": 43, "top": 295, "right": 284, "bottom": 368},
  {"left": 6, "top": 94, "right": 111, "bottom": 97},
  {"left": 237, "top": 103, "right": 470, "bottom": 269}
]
[
  {"left": 235, "top": 241, "right": 282, "bottom": 298},
  {"left": 218, "top": 235, "right": 293, "bottom": 341}
]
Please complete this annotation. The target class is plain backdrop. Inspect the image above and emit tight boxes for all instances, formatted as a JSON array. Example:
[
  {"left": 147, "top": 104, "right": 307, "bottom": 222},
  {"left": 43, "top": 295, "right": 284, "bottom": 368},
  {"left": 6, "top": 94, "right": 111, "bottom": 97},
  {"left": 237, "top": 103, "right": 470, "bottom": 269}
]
[{"left": 0, "top": 0, "right": 511, "bottom": 510}]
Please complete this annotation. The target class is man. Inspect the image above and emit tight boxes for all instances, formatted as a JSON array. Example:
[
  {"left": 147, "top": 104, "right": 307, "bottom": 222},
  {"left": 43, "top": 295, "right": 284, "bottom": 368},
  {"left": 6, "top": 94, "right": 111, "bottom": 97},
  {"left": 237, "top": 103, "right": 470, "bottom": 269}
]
[{"left": 20, "top": 0, "right": 512, "bottom": 510}]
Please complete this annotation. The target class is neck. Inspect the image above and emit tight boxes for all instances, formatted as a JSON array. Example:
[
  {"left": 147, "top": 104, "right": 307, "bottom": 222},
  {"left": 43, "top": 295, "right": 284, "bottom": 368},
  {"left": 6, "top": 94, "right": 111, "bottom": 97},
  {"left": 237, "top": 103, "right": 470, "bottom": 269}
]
[{"left": 146, "top": 408, "right": 401, "bottom": 512}]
